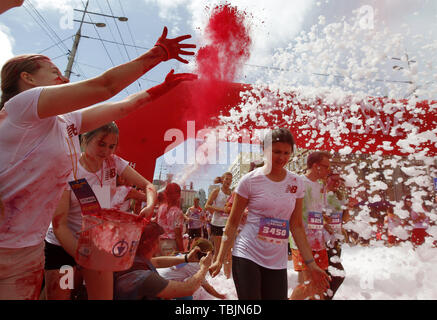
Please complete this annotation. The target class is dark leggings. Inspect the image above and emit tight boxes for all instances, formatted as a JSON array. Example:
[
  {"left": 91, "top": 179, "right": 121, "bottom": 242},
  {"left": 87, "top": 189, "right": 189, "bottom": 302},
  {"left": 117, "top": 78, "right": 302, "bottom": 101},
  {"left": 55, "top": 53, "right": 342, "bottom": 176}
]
[
  {"left": 232, "top": 256, "right": 288, "bottom": 300},
  {"left": 326, "top": 241, "right": 345, "bottom": 300}
]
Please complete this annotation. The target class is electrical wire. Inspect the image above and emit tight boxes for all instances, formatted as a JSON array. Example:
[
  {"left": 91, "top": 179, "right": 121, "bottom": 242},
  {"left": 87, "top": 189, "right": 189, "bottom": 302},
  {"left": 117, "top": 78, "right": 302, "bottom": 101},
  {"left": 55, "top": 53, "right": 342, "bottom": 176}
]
[
  {"left": 105, "top": 0, "right": 142, "bottom": 91},
  {"left": 117, "top": 0, "right": 140, "bottom": 57},
  {"left": 95, "top": 0, "right": 126, "bottom": 63},
  {"left": 37, "top": 35, "right": 75, "bottom": 54},
  {"left": 22, "top": 2, "right": 69, "bottom": 56}
]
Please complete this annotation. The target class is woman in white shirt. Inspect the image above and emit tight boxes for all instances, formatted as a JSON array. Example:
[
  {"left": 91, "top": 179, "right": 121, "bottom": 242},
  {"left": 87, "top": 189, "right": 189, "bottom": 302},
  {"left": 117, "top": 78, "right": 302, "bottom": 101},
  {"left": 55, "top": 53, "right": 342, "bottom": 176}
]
[
  {"left": 205, "top": 172, "right": 233, "bottom": 274},
  {"left": 0, "top": 28, "right": 196, "bottom": 300},
  {"left": 44, "top": 122, "right": 156, "bottom": 300},
  {"left": 157, "top": 183, "right": 185, "bottom": 255},
  {"left": 209, "top": 128, "right": 330, "bottom": 300}
]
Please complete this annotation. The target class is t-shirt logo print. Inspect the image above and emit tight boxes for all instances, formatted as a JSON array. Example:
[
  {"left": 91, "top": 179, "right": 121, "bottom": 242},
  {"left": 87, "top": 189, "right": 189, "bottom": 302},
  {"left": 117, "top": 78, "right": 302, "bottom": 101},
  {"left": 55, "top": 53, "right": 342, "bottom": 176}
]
[
  {"left": 112, "top": 240, "right": 129, "bottom": 257},
  {"left": 286, "top": 185, "right": 297, "bottom": 194},
  {"left": 66, "top": 124, "right": 78, "bottom": 138},
  {"left": 105, "top": 168, "right": 116, "bottom": 180}
]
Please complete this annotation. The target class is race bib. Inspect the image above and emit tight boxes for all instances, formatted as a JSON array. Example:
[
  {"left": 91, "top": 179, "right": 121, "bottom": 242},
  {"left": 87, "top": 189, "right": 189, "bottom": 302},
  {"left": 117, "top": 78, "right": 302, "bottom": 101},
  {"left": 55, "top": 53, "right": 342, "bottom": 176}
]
[
  {"left": 257, "top": 217, "right": 289, "bottom": 245},
  {"left": 69, "top": 178, "right": 101, "bottom": 215},
  {"left": 329, "top": 212, "right": 343, "bottom": 234},
  {"left": 307, "top": 211, "right": 323, "bottom": 230},
  {"left": 329, "top": 212, "right": 342, "bottom": 225}
]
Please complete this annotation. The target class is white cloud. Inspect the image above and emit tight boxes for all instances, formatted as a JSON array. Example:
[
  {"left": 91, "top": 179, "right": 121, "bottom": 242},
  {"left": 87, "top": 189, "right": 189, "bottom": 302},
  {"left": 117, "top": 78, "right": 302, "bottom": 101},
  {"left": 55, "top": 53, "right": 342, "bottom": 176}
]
[
  {"left": 32, "top": 0, "right": 80, "bottom": 11},
  {"left": 143, "top": 0, "right": 316, "bottom": 81},
  {"left": 0, "top": 24, "right": 14, "bottom": 69}
]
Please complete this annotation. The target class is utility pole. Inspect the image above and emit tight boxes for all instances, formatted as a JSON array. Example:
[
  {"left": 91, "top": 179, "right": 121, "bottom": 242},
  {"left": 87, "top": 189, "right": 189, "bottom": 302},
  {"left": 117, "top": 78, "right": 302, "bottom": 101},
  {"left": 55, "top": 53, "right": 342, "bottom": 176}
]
[
  {"left": 64, "top": 1, "right": 128, "bottom": 80},
  {"left": 64, "top": 0, "right": 89, "bottom": 80}
]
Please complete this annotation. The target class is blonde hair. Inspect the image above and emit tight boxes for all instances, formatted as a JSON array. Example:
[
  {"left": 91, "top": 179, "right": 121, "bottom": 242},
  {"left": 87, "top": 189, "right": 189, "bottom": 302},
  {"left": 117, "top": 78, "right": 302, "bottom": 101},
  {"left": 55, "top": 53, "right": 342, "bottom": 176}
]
[{"left": 214, "top": 172, "right": 232, "bottom": 184}]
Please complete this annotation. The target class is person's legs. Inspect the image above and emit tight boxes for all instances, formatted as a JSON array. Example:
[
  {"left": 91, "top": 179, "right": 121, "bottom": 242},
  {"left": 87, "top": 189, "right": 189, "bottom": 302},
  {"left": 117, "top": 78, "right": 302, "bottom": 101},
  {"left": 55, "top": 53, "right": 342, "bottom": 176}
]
[
  {"left": 297, "top": 271, "right": 303, "bottom": 284},
  {"left": 290, "top": 249, "right": 329, "bottom": 300},
  {"left": 212, "top": 236, "right": 221, "bottom": 263},
  {"left": 232, "top": 256, "right": 262, "bottom": 300},
  {"left": 44, "top": 269, "right": 73, "bottom": 300},
  {"left": 0, "top": 243, "right": 44, "bottom": 300},
  {"left": 210, "top": 225, "right": 224, "bottom": 263},
  {"left": 260, "top": 267, "right": 288, "bottom": 300},
  {"left": 290, "top": 269, "right": 325, "bottom": 300},
  {"left": 44, "top": 241, "right": 77, "bottom": 300},
  {"left": 82, "top": 268, "right": 113, "bottom": 300}
]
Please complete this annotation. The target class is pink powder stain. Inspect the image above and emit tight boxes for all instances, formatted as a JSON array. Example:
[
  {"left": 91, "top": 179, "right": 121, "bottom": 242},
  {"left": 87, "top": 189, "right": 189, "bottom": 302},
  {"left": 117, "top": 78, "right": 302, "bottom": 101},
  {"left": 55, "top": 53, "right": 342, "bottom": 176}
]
[
  {"left": 76, "top": 209, "right": 143, "bottom": 271},
  {"left": 14, "top": 269, "right": 44, "bottom": 300}
]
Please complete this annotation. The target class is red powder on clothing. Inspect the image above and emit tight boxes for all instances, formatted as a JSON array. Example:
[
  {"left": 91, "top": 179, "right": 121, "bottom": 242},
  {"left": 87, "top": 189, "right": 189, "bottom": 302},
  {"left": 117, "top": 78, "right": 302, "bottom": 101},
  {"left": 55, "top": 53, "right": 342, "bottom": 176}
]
[{"left": 15, "top": 269, "right": 44, "bottom": 300}]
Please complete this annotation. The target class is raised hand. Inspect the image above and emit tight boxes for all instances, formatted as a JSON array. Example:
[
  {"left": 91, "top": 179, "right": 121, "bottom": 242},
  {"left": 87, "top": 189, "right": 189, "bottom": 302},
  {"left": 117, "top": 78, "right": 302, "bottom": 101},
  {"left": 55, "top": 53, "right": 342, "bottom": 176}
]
[
  {"left": 155, "top": 26, "right": 196, "bottom": 64},
  {"left": 146, "top": 69, "right": 198, "bottom": 101}
]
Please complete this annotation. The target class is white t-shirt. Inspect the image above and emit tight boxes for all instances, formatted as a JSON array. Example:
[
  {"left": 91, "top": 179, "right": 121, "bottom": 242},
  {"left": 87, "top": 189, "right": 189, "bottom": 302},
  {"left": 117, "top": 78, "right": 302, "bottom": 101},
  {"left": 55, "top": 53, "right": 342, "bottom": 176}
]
[
  {"left": 45, "top": 154, "right": 129, "bottom": 246},
  {"left": 157, "top": 204, "right": 185, "bottom": 240},
  {"left": 294, "top": 176, "right": 326, "bottom": 251},
  {"left": 186, "top": 207, "right": 205, "bottom": 230},
  {"left": 0, "top": 87, "right": 82, "bottom": 248},
  {"left": 232, "top": 168, "right": 305, "bottom": 270},
  {"left": 325, "top": 191, "right": 347, "bottom": 242},
  {"left": 111, "top": 185, "right": 133, "bottom": 212},
  {"left": 211, "top": 189, "right": 230, "bottom": 227},
  {"left": 158, "top": 261, "right": 200, "bottom": 282}
]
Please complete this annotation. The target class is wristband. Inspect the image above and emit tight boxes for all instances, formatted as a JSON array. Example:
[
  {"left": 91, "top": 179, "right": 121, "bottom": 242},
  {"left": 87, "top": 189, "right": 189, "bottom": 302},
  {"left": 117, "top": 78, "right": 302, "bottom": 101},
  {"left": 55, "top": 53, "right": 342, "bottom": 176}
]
[
  {"left": 304, "top": 258, "right": 315, "bottom": 265},
  {"left": 185, "top": 253, "right": 189, "bottom": 263}
]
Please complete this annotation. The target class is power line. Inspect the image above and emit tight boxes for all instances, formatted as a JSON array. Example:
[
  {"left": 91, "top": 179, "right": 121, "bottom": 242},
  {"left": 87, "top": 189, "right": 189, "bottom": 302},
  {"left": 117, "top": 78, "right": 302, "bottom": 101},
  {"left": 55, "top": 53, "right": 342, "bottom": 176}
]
[
  {"left": 22, "top": 2, "right": 69, "bottom": 56},
  {"left": 38, "top": 35, "right": 75, "bottom": 54},
  {"left": 25, "top": 0, "right": 70, "bottom": 53},
  {"left": 105, "top": 0, "right": 142, "bottom": 91},
  {"left": 51, "top": 53, "right": 69, "bottom": 61},
  {"left": 117, "top": 0, "right": 140, "bottom": 57},
  {"left": 74, "top": 60, "right": 159, "bottom": 84},
  {"left": 78, "top": 0, "right": 132, "bottom": 95},
  {"left": 80, "top": 0, "right": 115, "bottom": 67},
  {"left": 81, "top": 34, "right": 150, "bottom": 50},
  {"left": 95, "top": 0, "right": 126, "bottom": 63},
  {"left": 105, "top": 0, "right": 131, "bottom": 60}
]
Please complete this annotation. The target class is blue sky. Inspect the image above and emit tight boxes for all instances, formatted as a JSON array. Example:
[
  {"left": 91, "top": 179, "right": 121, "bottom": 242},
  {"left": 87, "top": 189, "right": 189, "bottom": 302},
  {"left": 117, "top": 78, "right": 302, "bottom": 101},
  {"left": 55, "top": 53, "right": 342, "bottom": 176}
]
[
  {"left": 1, "top": 0, "right": 436, "bottom": 192},
  {"left": 154, "top": 139, "right": 262, "bottom": 192}
]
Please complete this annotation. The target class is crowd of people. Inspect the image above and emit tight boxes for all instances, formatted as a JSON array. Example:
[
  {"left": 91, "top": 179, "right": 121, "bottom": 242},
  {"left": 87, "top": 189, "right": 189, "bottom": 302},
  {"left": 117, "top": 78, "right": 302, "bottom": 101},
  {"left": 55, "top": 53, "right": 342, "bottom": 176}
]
[
  {"left": 0, "top": 20, "right": 199, "bottom": 300},
  {"left": 0, "top": 4, "right": 435, "bottom": 300}
]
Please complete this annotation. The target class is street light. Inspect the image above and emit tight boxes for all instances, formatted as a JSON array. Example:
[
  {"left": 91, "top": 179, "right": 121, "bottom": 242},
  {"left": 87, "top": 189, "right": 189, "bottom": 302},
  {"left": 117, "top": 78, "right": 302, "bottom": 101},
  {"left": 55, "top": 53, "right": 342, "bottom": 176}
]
[
  {"left": 64, "top": 1, "right": 128, "bottom": 79},
  {"left": 74, "top": 9, "right": 128, "bottom": 22},
  {"left": 391, "top": 54, "right": 416, "bottom": 71},
  {"left": 391, "top": 54, "right": 418, "bottom": 98},
  {"left": 73, "top": 19, "right": 106, "bottom": 28}
]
